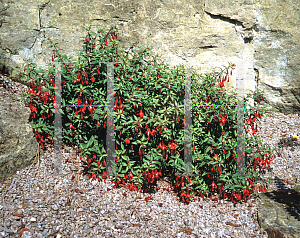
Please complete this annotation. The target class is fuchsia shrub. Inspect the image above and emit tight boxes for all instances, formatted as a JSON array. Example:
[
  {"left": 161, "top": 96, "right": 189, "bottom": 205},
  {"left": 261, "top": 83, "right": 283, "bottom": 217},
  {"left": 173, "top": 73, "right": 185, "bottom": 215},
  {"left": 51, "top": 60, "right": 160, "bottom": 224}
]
[{"left": 18, "top": 24, "right": 281, "bottom": 204}]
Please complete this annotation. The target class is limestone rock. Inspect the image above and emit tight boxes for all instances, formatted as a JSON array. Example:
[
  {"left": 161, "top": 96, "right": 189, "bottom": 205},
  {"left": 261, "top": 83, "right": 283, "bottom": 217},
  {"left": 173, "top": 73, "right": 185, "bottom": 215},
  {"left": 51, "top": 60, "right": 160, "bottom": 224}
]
[
  {"left": 0, "top": 95, "right": 43, "bottom": 180},
  {"left": 0, "top": 0, "right": 299, "bottom": 114},
  {"left": 258, "top": 190, "right": 300, "bottom": 238}
]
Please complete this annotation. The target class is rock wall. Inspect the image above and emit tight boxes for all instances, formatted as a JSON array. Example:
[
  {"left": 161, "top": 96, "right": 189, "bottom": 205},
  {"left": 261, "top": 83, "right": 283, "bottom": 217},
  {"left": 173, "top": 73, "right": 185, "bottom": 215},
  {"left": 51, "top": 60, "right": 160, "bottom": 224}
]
[
  {"left": 0, "top": 94, "right": 43, "bottom": 180},
  {"left": 0, "top": 0, "right": 299, "bottom": 113}
]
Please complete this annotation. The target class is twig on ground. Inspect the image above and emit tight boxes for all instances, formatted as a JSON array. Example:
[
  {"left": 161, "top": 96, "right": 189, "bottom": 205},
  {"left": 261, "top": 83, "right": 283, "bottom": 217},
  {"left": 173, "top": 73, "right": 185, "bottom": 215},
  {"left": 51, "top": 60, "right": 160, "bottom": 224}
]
[
  {"left": 1, "top": 176, "right": 13, "bottom": 225},
  {"left": 26, "top": 143, "right": 40, "bottom": 175},
  {"left": 37, "top": 143, "right": 40, "bottom": 177}
]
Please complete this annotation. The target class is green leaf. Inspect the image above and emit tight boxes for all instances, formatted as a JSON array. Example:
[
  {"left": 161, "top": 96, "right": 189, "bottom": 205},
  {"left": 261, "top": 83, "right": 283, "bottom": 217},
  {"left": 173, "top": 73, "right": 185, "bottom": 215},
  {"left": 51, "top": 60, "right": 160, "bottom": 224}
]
[
  {"left": 224, "top": 183, "right": 233, "bottom": 190},
  {"left": 121, "top": 142, "right": 125, "bottom": 151},
  {"left": 152, "top": 160, "right": 162, "bottom": 166},
  {"left": 86, "top": 135, "right": 94, "bottom": 148},
  {"left": 205, "top": 147, "right": 211, "bottom": 154},
  {"left": 91, "top": 162, "right": 99, "bottom": 167},
  {"left": 122, "top": 168, "right": 129, "bottom": 174},
  {"left": 118, "top": 164, "right": 122, "bottom": 173}
]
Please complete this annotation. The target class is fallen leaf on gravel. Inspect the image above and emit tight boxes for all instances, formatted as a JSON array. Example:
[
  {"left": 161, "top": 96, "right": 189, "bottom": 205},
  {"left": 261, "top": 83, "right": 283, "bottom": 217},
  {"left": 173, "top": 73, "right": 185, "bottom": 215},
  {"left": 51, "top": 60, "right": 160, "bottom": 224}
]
[
  {"left": 218, "top": 210, "right": 225, "bottom": 214},
  {"left": 282, "top": 179, "right": 295, "bottom": 185},
  {"left": 18, "top": 228, "right": 29, "bottom": 238},
  {"left": 134, "top": 196, "right": 143, "bottom": 200},
  {"left": 225, "top": 222, "right": 241, "bottom": 227},
  {"left": 132, "top": 224, "right": 142, "bottom": 227},
  {"left": 266, "top": 135, "right": 272, "bottom": 138},
  {"left": 148, "top": 231, "right": 152, "bottom": 236},
  {"left": 12, "top": 213, "right": 24, "bottom": 218},
  {"left": 66, "top": 198, "right": 72, "bottom": 206},
  {"left": 178, "top": 228, "right": 192, "bottom": 234},
  {"left": 1, "top": 178, "right": 6, "bottom": 184},
  {"left": 234, "top": 214, "right": 239, "bottom": 219},
  {"left": 70, "top": 154, "right": 76, "bottom": 159},
  {"left": 75, "top": 188, "right": 85, "bottom": 194}
]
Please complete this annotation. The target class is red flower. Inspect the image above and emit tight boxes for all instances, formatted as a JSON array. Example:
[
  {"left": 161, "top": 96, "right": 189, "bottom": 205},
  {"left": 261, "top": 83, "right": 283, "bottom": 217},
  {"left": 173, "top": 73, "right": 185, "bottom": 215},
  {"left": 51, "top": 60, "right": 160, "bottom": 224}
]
[
  {"left": 209, "top": 181, "right": 217, "bottom": 191},
  {"left": 251, "top": 126, "right": 259, "bottom": 135},
  {"left": 91, "top": 173, "right": 97, "bottom": 181},
  {"left": 88, "top": 104, "right": 94, "bottom": 118},
  {"left": 145, "top": 128, "right": 152, "bottom": 138},
  {"left": 68, "top": 123, "right": 75, "bottom": 136},
  {"left": 91, "top": 76, "right": 95, "bottom": 83},
  {"left": 138, "top": 149, "right": 145, "bottom": 156},
  {"left": 139, "top": 109, "right": 144, "bottom": 118},
  {"left": 29, "top": 104, "right": 37, "bottom": 117},
  {"left": 125, "top": 138, "right": 130, "bottom": 144},
  {"left": 235, "top": 193, "right": 242, "bottom": 200},
  {"left": 145, "top": 196, "right": 152, "bottom": 202},
  {"left": 242, "top": 188, "right": 249, "bottom": 197},
  {"left": 114, "top": 98, "right": 119, "bottom": 110},
  {"left": 97, "top": 121, "right": 100, "bottom": 127},
  {"left": 82, "top": 105, "right": 86, "bottom": 113},
  {"left": 219, "top": 80, "right": 225, "bottom": 88},
  {"left": 219, "top": 116, "right": 227, "bottom": 126},
  {"left": 151, "top": 129, "right": 157, "bottom": 136}
]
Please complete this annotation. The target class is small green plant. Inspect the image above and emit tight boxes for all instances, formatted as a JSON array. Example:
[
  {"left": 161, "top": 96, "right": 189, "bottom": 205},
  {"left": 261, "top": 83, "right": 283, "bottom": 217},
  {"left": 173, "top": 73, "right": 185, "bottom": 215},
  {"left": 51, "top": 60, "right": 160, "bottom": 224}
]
[
  {"left": 278, "top": 135, "right": 299, "bottom": 152},
  {"left": 17, "top": 24, "right": 281, "bottom": 204}
]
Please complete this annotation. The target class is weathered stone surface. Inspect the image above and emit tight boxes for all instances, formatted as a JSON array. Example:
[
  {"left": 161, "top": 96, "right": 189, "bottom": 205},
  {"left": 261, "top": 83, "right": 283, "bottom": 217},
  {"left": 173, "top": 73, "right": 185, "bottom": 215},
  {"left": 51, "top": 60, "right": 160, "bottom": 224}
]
[
  {"left": 0, "top": 95, "right": 43, "bottom": 180},
  {"left": 0, "top": 0, "right": 299, "bottom": 113},
  {"left": 258, "top": 187, "right": 300, "bottom": 238},
  {"left": 253, "top": 0, "right": 300, "bottom": 115}
]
